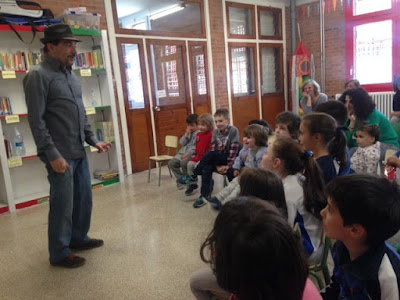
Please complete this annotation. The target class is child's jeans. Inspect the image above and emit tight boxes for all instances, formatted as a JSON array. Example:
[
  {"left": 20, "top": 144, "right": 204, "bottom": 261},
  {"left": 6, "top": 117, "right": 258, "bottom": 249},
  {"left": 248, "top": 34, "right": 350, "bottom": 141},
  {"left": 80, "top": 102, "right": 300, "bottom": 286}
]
[
  {"left": 168, "top": 155, "right": 192, "bottom": 180},
  {"left": 194, "top": 151, "right": 228, "bottom": 198},
  {"left": 187, "top": 161, "right": 200, "bottom": 177}
]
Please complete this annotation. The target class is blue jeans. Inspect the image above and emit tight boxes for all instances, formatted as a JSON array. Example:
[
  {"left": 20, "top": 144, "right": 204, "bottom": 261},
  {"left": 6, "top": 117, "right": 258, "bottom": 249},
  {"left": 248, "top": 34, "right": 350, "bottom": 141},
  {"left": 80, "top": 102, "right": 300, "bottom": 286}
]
[
  {"left": 193, "top": 151, "right": 228, "bottom": 198},
  {"left": 45, "top": 157, "right": 92, "bottom": 263}
]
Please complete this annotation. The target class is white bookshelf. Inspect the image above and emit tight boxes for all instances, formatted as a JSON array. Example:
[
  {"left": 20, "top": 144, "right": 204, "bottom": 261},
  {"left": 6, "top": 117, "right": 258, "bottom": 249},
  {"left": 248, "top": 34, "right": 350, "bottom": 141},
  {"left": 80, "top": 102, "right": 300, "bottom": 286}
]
[{"left": 0, "top": 27, "right": 123, "bottom": 213}]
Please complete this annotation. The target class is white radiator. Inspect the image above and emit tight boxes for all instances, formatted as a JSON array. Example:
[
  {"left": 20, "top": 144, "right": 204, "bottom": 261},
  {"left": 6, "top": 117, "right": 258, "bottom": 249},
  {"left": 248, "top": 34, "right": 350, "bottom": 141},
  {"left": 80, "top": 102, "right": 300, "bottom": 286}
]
[{"left": 335, "top": 92, "right": 395, "bottom": 119}]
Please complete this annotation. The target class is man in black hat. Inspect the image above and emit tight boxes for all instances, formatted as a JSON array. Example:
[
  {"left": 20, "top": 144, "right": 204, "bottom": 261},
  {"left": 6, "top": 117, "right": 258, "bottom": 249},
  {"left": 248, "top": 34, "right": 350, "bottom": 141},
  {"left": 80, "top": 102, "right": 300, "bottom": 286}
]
[{"left": 23, "top": 24, "right": 111, "bottom": 268}]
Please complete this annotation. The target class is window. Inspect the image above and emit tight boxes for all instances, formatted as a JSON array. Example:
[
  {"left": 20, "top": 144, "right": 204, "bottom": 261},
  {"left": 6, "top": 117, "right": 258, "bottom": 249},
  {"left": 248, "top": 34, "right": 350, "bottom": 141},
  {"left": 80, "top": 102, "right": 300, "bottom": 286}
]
[
  {"left": 258, "top": 7, "right": 282, "bottom": 40},
  {"left": 226, "top": 2, "right": 256, "bottom": 39},
  {"left": 346, "top": 0, "right": 400, "bottom": 91},
  {"left": 230, "top": 46, "right": 256, "bottom": 96},
  {"left": 114, "top": 0, "right": 204, "bottom": 37}
]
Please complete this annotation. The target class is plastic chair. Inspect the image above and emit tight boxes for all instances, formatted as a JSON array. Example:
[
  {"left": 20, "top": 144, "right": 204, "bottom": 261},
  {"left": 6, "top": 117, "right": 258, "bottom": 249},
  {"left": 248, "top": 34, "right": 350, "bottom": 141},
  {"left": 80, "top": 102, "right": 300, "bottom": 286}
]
[
  {"left": 148, "top": 135, "right": 179, "bottom": 186},
  {"left": 308, "top": 235, "right": 333, "bottom": 290}
]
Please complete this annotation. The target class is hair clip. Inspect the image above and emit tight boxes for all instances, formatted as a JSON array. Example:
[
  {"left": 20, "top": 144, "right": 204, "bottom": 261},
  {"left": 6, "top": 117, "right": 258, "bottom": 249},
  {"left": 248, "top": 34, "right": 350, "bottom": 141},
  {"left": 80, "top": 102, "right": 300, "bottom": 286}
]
[{"left": 304, "top": 150, "right": 314, "bottom": 158}]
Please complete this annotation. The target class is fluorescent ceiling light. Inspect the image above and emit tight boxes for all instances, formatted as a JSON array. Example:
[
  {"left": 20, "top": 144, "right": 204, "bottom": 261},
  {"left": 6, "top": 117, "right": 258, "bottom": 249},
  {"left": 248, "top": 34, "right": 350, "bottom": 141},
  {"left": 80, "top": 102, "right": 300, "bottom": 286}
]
[{"left": 150, "top": 4, "right": 184, "bottom": 20}]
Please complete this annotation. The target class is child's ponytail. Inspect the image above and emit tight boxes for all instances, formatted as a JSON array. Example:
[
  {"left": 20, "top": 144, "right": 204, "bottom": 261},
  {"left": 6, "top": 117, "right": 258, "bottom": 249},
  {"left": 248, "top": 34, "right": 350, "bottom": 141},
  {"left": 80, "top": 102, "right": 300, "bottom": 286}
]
[
  {"left": 302, "top": 152, "right": 326, "bottom": 219},
  {"left": 329, "top": 128, "right": 348, "bottom": 169},
  {"left": 273, "top": 138, "right": 326, "bottom": 219},
  {"left": 303, "top": 113, "right": 348, "bottom": 171}
]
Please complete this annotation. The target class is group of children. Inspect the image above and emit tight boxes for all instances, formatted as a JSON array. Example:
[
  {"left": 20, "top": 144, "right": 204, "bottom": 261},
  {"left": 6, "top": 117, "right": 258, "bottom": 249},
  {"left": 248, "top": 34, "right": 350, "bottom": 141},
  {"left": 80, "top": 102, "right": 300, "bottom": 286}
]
[{"left": 177, "top": 104, "right": 400, "bottom": 299}]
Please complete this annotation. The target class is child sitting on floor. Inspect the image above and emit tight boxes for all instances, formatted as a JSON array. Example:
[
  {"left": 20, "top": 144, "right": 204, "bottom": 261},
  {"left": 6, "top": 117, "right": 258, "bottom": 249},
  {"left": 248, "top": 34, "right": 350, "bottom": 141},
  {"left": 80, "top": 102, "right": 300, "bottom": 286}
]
[
  {"left": 193, "top": 197, "right": 321, "bottom": 300},
  {"left": 275, "top": 111, "right": 301, "bottom": 140},
  {"left": 208, "top": 124, "right": 268, "bottom": 209},
  {"left": 300, "top": 113, "right": 350, "bottom": 183},
  {"left": 351, "top": 125, "right": 381, "bottom": 174},
  {"left": 262, "top": 137, "right": 326, "bottom": 264},
  {"left": 321, "top": 174, "right": 400, "bottom": 299}
]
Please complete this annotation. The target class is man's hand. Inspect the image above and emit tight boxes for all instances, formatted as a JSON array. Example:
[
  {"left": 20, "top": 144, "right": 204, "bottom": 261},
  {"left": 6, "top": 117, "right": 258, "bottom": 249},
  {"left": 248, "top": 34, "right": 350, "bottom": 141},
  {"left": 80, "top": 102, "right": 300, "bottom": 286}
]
[
  {"left": 96, "top": 142, "right": 112, "bottom": 153},
  {"left": 216, "top": 165, "right": 229, "bottom": 174},
  {"left": 181, "top": 152, "right": 189, "bottom": 159},
  {"left": 50, "top": 157, "right": 71, "bottom": 173},
  {"left": 233, "top": 170, "right": 240, "bottom": 177}
]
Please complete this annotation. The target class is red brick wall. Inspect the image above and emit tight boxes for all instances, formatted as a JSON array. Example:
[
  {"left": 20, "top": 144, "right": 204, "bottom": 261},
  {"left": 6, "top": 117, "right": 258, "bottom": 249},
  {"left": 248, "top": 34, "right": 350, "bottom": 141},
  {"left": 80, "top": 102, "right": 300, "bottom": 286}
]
[
  {"left": 287, "top": 1, "right": 346, "bottom": 99},
  {"left": 34, "top": 0, "right": 107, "bottom": 29},
  {"left": 208, "top": 0, "right": 229, "bottom": 109}
]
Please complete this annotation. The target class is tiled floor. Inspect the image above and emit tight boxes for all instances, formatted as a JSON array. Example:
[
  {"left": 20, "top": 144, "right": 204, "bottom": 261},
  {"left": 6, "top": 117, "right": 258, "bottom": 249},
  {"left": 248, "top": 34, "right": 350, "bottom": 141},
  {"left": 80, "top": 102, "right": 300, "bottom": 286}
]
[
  {"left": 1, "top": 167, "right": 399, "bottom": 299},
  {"left": 0, "top": 168, "right": 219, "bottom": 300}
]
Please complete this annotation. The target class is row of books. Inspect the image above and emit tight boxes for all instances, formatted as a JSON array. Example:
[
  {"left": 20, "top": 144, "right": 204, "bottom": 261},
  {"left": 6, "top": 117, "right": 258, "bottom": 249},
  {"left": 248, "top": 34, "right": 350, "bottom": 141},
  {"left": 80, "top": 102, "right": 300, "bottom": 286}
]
[
  {"left": 0, "top": 48, "right": 104, "bottom": 72},
  {"left": 72, "top": 48, "right": 104, "bottom": 70},
  {"left": 0, "top": 97, "right": 13, "bottom": 115},
  {"left": 95, "top": 121, "right": 114, "bottom": 143},
  {"left": 0, "top": 52, "right": 42, "bottom": 72}
]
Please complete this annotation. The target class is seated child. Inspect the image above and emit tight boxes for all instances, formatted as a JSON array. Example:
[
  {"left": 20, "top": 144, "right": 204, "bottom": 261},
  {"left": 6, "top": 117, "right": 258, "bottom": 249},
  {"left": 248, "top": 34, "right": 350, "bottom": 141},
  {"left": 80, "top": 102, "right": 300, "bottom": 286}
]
[
  {"left": 315, "top": 100, "right": 352, "bottom": 176},
  {"left": 168, "top": 114, "right": 198, "bottom": 189},
  {"left": 177, "top": 114, "right": 214, "bottom": 196},
  {"left": 192, "top": 197, "right": 321, "bottom": 300},
  {"left": 208, "top": 124, "right": 269, "bottom": 209},
  {"left": 300, "top": 113, "right": 350, "bottom": 183},
  {"left": 351, "top": 125, "right": 381, "bottom": 174},
  {"left": 192, "top": 108, "right": 240, "bottom": 208},
  {"left": 321, "top": 174, "right": 400, "bottom": 299},
  {"left": 218, "top": 119, "right": 271, "bottom": 181},
  {"left": 190, "top": 170, "right": 291, "bottom": 300},
  {"left": 262, "top": 137, "right": 326, "bottom": 264},
  {"left": 275, "top": 111, "right": 301, "bottom": 140}
]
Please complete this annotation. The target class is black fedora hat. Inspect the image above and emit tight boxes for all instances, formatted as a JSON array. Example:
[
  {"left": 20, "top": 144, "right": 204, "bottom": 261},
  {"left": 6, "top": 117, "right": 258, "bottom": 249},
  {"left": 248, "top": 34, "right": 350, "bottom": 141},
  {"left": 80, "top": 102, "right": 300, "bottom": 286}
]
[{"left": 40, "top": 24, "right": 81, "bottom": 44}]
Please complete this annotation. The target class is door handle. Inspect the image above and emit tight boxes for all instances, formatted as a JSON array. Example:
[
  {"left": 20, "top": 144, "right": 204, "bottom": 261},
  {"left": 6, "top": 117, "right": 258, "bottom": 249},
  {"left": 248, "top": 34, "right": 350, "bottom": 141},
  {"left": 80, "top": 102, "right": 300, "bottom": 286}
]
[{"left": 154, "top": 106, "right": 161, "bottom": 112}]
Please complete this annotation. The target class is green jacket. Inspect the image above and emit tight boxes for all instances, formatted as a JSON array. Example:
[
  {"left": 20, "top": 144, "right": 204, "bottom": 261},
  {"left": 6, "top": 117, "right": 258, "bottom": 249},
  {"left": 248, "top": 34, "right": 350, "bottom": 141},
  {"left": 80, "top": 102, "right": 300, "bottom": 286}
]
[{"left": 345, "top": 109, "right": 399, "bottom": 148}]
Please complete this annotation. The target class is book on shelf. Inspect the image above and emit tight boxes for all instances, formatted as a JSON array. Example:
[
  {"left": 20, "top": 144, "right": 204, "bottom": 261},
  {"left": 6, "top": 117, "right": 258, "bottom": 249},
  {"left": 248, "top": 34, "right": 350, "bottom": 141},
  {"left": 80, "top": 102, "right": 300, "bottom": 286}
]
[
  {"left": 0, "top": 51, "right": 42, "bottom": 71},
  {"left": 72, "top": 46, "right": 104, "bottom": 70},
  {"left": 95, "top": 121, "right": 114, "bottom": 143},
  {"left": 0, "top": 97, "right": 13, "bottom": 115}
]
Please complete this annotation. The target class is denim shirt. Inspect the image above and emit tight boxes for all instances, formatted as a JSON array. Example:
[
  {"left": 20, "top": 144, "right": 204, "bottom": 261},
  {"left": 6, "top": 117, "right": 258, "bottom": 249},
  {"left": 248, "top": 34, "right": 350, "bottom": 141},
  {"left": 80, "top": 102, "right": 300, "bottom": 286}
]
[{"left": 23, "top": 55, "right": 98, "bottom": 161}]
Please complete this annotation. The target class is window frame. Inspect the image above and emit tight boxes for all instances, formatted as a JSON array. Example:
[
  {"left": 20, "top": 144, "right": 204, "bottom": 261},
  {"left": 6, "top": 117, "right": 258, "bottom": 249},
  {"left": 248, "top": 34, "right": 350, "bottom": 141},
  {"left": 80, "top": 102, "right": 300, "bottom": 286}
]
[
  {"left": 257, "top": 6, "right": 282, "bottom": 40},
  {"left": 112, "top": 0, "right": 206, "bottom": 39},
  {"left": 346, "top": 0, "right": 400, "bottom": 92},
  {"left": 226, "top": 2, "right": 256, "bottom": 40}
]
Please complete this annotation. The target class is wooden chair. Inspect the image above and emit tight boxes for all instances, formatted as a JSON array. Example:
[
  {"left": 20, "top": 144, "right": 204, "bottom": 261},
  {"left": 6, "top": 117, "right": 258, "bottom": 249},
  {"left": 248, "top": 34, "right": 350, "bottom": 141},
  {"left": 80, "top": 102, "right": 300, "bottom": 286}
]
[
  {"left": 308, "top": 235, "right": 333, "bottom": 290},
  {"left": 293, "top": 223, "right": 333, "bottom": 290},
  {"left": 148, "top": 135, "right": 179, "bottom": 186}
]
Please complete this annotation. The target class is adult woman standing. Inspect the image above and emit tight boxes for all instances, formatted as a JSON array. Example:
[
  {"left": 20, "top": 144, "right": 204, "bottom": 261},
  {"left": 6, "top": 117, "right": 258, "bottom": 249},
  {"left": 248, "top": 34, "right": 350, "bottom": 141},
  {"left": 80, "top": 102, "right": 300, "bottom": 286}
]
[
  {"left": 300, "top": 79, "right": 328, "bottom": 115},
  {"left": 342, "top": 87, "right": 399, "bottom": 148}
]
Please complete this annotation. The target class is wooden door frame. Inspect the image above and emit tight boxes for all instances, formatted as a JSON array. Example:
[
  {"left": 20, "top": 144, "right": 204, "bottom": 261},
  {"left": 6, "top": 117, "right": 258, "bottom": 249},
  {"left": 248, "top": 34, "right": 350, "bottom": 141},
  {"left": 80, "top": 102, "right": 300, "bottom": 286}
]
[
  {"left": 188, "top": 41, "right": 211, "bottom": 114},
  {"left": 146, "top": 39, "right": 192, "bottom": 113},
  {"left": 116, "top": 37, "right": 155, "bottom": 172}
]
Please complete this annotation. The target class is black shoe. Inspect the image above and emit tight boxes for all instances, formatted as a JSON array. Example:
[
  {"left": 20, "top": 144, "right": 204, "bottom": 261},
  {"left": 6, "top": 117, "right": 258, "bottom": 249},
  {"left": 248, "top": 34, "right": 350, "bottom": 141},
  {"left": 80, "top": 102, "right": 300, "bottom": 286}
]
[
  {"left": 185, "top": 184, "right": 198, "bottom": 196},
  {"left": 50, "top": 253, "right": 85, "bottom": 268},
  {"left": 70, "top": 238, "right": 104, "bottom": 251},
  {"left": 208, "top": 197, "right": 221, "bottom": 211}
]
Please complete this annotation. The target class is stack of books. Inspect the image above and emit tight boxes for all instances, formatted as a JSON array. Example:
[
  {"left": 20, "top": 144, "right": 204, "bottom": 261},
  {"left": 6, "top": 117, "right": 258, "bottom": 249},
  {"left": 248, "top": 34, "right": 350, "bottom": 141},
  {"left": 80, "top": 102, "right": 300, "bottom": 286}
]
[{"left": 93, "top": 170, "right": 119, "bottom": 181}]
